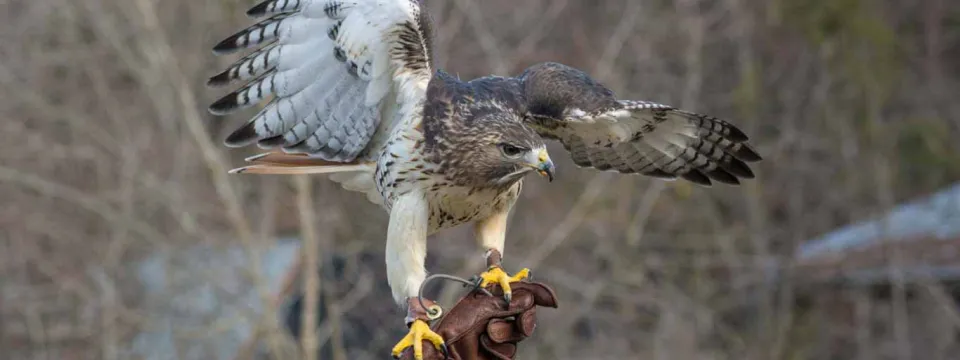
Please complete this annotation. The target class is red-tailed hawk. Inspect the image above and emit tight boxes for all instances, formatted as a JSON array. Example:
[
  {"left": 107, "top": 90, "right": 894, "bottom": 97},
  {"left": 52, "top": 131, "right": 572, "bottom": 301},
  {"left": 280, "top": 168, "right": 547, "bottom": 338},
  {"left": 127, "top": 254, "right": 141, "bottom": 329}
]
[{"left": 206, "top": 0, "right": 761, "bottom": 358}]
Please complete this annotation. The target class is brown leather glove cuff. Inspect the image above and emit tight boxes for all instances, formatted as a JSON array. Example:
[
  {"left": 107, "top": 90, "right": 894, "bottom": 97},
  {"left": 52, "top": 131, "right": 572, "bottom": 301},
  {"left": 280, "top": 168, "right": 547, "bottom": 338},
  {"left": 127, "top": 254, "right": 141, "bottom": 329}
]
[
  {"left": 405, "top": 297, "right": 439, "bottom": 326},
  {"left": 399, "top": 281, "right": 558, "bottom": 360}
]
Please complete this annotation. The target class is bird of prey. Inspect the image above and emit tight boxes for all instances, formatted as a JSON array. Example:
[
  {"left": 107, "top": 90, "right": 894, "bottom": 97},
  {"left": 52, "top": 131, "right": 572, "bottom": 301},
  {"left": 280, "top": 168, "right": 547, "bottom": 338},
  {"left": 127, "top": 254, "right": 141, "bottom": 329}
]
[{"left": 206, "top": 0, "right": 761, "bottom": 358}]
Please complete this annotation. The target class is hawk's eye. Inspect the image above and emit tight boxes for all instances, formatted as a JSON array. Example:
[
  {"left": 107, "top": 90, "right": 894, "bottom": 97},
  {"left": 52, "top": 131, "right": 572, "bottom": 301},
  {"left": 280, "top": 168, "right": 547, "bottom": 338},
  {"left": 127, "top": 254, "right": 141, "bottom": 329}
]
[{"left": 498, "top": 143, "right": 525, "bottom": 159}]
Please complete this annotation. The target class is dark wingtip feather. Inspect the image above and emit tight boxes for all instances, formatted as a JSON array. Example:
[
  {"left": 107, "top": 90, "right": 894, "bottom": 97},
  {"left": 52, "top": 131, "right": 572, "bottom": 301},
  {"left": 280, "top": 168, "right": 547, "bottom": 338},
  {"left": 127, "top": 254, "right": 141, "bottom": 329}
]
[
  {"left": 225, "top": 122, "right": 260, "bottom": 147},
  {"left": 258, "top": 135, "right": 287, "bottom": 147},
  {"left": 725, "top": 125, "right": 749, "bottom": 142},
  {"left": 208, "top": 94, "right": 241, "bottom": 115},
  {"left": 246, "top": 0, "right": 273, "bottom": 17},
  {"left": 733, "top": 144, "right": 763, "bottom": 162},
  {"left": 212, "top": 34, "right": 244, "bottom": 55},
  {"left": 705, "top": 168, "right": 741, "bottom": 185},
  {"left": 682, "top": 170, "right": 713, "bottom": 187},
  {"left": 206, "top": 70, "right": 233, "bottom": 87},
  {"left": 282, "top": 138, "right": 316, "bottom": 154},
  {"left": 644, "top": 169, "right": 678, "bottom": 180},
  {"left": 722, "top": 157, "right": 755, "bottom": 179}
]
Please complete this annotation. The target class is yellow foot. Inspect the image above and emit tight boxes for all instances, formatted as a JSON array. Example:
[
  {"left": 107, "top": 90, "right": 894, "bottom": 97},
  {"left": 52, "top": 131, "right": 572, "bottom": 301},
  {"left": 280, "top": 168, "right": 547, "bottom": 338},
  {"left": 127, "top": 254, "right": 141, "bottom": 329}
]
[
  {"left": 478, "top": 265, "right": 530, "bottom": 303},
  {"left": 391, "top": 319, "right": 447, "bottom": 360}
]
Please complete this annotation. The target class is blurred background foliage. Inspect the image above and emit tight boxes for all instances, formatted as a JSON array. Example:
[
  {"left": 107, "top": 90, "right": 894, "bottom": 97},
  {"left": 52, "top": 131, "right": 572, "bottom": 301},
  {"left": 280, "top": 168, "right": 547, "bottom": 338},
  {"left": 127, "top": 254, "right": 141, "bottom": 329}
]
[{"left": 1, "top": 0, "right": 959, "bottom": 359}]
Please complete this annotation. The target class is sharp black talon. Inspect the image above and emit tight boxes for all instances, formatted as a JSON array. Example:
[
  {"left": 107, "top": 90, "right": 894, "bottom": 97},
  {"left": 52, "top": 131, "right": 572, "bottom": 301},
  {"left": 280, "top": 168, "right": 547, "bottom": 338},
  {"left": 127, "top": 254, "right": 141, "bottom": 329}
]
[
  {"left": 441, "top": 343, "right": 450, "bottom": 359},
  {"left": 504, "top": 292, "right": 512, "bottom": 304}
]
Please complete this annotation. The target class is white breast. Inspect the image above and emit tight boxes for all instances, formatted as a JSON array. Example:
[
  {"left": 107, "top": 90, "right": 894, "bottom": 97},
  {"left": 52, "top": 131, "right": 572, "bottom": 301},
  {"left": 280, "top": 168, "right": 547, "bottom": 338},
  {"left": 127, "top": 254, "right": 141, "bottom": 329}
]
[
  {"left": 425, "top": 182, "right": 521, "bottom": 233},
  {"left": 375, "top": 105, "right": 432, "bottom": 210},
  {"left": 374, "top": 105, "right": 523, "bottom": 233}
]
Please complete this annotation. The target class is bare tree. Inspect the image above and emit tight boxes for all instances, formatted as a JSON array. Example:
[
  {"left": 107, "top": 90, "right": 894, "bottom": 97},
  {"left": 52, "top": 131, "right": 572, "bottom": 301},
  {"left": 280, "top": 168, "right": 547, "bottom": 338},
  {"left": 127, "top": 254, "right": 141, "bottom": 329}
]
[{"left": 2, "top": 0, "right": 959, "bottom": 359}]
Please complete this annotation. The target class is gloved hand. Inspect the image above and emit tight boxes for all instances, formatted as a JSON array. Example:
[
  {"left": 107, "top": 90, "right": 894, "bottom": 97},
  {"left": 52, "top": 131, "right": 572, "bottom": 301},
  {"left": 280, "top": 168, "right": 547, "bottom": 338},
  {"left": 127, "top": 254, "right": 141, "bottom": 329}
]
[{"left": 399, "top": 280, "right": 559, "bottom": 360}]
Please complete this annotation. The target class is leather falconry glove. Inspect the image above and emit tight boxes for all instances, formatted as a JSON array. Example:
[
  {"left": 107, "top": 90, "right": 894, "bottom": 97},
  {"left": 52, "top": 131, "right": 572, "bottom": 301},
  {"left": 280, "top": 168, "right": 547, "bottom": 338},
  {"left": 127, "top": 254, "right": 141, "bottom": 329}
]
[{"left": 399, "top": 280, "right": 559, "bottom": 360}]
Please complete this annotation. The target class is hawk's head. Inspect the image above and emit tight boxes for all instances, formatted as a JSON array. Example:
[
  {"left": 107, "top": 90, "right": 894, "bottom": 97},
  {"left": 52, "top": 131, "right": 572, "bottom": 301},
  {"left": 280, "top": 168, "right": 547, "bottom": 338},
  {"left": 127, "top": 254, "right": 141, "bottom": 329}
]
[{"left": 443, "top": 108, "right": 555, "bottom": 188}]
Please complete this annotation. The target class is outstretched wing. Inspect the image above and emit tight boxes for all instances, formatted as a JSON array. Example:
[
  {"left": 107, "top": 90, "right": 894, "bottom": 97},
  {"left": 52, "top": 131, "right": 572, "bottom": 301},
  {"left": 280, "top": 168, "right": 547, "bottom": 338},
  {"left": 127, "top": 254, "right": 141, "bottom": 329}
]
[
  {"left": 519, "top": 62, "right": 762, "bottom": 186},
  {"left": 206, "top": 0, "right": 433, "bottom": 162}
]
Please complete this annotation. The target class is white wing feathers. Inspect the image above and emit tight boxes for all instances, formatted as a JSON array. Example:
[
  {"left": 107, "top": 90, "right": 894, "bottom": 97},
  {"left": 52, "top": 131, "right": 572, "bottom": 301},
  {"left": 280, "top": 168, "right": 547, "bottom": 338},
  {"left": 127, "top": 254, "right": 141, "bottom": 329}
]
[{"left": 207, "top": 0, "right": 432, "bottom": 163}]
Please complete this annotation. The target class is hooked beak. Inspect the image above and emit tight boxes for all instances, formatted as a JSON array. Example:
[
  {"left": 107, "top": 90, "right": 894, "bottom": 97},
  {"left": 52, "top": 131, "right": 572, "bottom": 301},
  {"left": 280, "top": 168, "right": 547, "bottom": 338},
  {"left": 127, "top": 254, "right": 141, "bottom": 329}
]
[{"left": 527, "top": 148, "right": 555, "bottom": 182}]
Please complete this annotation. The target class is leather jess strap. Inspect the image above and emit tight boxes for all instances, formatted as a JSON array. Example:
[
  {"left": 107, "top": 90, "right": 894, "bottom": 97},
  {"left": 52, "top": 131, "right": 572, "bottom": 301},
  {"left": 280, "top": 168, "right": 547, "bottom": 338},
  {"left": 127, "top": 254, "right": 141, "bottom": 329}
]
[{"left": 406, "top": 297, "right": 440, "bottom": 326}]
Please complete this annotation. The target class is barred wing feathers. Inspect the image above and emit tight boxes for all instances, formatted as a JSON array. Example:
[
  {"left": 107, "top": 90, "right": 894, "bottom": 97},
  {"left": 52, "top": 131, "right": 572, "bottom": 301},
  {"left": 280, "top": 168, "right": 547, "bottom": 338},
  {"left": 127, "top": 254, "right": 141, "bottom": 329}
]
[
  {"left": 519, "top": 62, "right": 761, "bottom": 186},
  {"left": 206, "top": 0, "right": 433, "bottom": 163}
]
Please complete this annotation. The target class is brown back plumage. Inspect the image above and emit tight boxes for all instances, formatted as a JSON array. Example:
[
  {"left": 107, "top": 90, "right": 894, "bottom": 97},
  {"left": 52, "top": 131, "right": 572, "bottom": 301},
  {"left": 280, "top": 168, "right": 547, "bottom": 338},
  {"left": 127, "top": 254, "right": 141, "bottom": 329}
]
[{"left": 412, "top": 61, "right": 761, "bottom": 187}]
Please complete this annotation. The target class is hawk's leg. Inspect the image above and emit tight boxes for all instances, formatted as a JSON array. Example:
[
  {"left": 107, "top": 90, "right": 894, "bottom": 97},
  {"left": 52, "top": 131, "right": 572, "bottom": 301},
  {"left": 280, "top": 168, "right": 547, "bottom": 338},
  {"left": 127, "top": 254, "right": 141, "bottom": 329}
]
[
  {"left": 474, "top": 206, "right": 530, "bottom": 303},
  {"left": 390, "top": 298, "right": 448, "bottom": 359},
  {"left": 478, "top": 249, "right": 531, "bottom": 303},
  {"left": 386, "top": 191, "right": 447, "bottom": 359}
]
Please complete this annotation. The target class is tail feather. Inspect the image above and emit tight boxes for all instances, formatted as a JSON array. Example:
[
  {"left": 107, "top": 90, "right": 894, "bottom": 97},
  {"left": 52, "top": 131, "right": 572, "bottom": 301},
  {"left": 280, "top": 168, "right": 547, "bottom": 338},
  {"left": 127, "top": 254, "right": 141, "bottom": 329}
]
[
  {"left": 245, "top": 152, "right": 343, "bottom": 166},
  {"left": 229, "top": 164, "right": 370, "bottom": 174},
  {"left": 230, "top": 151, "right": 382, "bottom": 205},
  {"left": 230, "top": 151, "right": 374, "bottom": 174}
]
